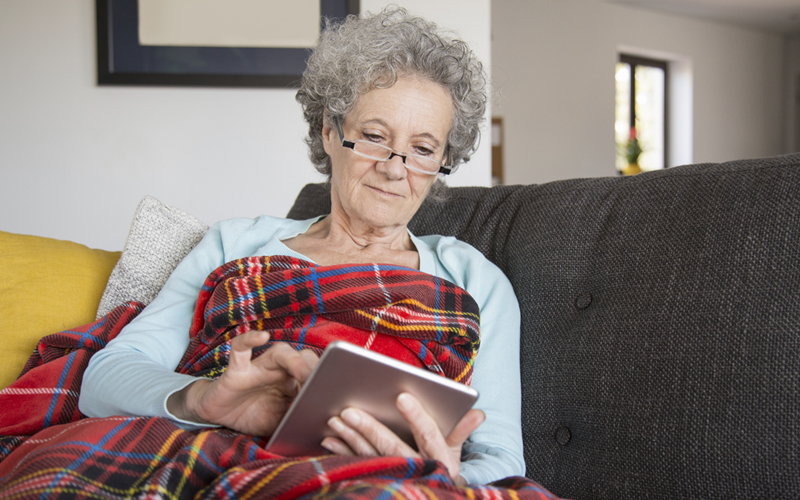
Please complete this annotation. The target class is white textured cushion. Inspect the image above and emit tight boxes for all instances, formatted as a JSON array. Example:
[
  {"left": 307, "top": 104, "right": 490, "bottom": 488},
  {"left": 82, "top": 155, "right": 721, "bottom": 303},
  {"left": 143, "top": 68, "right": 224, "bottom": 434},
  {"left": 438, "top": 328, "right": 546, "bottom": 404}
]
[{"left": 96, "top": 196, "right": 209, "bottom": 318}]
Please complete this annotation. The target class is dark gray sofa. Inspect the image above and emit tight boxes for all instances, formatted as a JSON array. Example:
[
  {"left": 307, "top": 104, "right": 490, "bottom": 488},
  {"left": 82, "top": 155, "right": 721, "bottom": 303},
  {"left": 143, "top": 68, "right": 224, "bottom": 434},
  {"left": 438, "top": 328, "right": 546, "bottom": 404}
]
[{"left": 287, "top": 153, "right": 800, "bottom": 500}]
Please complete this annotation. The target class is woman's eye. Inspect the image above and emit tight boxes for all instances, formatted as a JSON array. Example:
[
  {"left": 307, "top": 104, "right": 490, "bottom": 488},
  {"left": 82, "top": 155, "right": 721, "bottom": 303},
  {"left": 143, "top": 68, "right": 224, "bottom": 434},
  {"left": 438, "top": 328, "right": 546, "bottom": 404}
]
[
  {"left": 414, "top": 146, "right": 435, "bottom": 157},
  {"left": 363, "top": 133, "right": 384, "bottom": 143}
]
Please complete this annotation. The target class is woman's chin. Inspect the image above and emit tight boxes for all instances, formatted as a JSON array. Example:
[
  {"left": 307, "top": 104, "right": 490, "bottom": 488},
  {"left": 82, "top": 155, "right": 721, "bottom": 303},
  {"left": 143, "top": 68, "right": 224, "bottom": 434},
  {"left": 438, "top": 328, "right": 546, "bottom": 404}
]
[{"left": 348, "top": 205, "right": 410, "bottom": 231}]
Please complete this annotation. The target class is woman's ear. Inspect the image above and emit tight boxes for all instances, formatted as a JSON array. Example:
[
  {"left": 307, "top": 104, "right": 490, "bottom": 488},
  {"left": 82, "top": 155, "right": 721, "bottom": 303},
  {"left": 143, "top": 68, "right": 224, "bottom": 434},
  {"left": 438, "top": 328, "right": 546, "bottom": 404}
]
[{"left": 321, "top": 110, "right": 335, "bottom": 156}]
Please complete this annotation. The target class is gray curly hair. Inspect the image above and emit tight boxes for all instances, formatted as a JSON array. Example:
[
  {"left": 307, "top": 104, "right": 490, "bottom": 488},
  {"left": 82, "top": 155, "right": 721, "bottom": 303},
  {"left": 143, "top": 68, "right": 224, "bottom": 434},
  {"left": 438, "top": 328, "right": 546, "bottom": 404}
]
[{"left": 295, "top": 6, "right": 487, "bottom": 181}]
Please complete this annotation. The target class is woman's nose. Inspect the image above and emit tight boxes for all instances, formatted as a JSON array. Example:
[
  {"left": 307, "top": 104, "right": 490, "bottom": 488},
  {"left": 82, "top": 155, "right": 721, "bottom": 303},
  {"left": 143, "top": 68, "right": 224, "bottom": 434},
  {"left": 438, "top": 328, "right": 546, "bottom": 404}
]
[{"left": 377, "top": 152, "right": 407, "bottom": 179}]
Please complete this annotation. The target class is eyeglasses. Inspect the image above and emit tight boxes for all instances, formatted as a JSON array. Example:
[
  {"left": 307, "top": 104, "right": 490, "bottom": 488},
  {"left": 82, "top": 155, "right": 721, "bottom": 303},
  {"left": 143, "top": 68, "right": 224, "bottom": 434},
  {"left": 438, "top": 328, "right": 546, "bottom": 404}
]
[{"left": 334, "top": 118, "right": 452, "bottom": 175}]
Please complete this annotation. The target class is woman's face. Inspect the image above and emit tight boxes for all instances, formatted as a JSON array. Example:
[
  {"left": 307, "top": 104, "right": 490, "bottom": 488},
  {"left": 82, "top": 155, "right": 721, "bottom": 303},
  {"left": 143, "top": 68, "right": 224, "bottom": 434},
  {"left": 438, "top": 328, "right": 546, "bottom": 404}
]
[{"left": 322, "top": 76, "right": 454, "bottom": 233}]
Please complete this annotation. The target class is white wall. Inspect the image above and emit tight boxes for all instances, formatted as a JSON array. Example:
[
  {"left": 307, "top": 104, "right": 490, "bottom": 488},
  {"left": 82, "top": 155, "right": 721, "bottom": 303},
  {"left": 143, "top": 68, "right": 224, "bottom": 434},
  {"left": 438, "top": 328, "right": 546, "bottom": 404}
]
[
  {"left": 785, "top": 36, "right": 800, "bottom": 153},
  {"left": 0, "top": 0, "right": 491, "bottom": 251},
  {"left": 492, "top": 0, "right": 787, "bottom": 185}
]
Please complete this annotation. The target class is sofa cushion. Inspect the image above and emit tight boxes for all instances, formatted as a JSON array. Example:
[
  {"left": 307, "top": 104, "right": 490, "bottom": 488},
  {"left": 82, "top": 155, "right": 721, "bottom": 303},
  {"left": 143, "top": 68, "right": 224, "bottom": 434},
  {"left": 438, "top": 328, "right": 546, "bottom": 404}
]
[
  {"left": 96, "top": 196, "right": 209, "bottom": 318},
  {"left": 0, "top": 231, "right": 120, "bottom": 390},
  {"left": 288, "top": 153, "right": 800, "bottom": 499}
]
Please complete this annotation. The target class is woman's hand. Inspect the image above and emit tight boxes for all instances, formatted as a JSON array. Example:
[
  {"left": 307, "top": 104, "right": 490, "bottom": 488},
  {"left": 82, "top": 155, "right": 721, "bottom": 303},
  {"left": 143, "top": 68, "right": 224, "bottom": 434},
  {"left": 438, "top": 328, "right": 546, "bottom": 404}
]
[
  {"left": 321, "top": 392, "right": 485, "bottom": 485},
  {"left": 167, "top": 330, "right": 319, "bottom": 436}
]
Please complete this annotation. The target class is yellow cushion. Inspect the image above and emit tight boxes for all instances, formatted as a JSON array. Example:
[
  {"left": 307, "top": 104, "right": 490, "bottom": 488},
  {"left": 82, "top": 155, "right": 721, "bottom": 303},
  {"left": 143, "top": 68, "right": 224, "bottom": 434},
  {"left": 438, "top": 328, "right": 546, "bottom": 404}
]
[{"left": 0, "top": 231, "right": 120, "bottom": 390}]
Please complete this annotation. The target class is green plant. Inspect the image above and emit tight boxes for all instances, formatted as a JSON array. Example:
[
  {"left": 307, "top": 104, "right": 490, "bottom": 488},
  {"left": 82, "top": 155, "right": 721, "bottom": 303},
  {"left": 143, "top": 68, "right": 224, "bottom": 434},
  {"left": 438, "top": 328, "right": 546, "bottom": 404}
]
[{"left": 625, "top": 127, "right": 643, "bottom": 164}]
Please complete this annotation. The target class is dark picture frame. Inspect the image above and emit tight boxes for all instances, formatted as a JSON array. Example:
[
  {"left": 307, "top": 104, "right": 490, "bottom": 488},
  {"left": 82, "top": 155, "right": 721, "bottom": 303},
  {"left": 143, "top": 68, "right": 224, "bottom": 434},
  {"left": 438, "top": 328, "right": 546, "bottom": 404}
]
[{"left": 96, "top": 0, "right": 360, "bottom": 88}]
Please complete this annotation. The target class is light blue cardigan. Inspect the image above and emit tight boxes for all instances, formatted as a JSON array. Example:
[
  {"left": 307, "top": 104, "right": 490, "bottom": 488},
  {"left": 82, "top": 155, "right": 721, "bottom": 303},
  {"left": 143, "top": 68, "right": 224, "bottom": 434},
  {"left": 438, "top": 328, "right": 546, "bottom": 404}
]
[{"left": 80, "top": 215, "right": 524, "bottom": 485}]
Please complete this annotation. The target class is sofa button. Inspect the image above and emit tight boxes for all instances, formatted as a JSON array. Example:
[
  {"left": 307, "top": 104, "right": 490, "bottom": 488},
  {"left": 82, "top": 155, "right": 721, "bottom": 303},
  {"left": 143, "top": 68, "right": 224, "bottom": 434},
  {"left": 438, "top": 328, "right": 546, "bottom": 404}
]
[
  {"left": 555, "top": 426, "right": 571, "bottom": 446},
  {"left": 575, "top": 292, "right": 592, "bottom": 310}
]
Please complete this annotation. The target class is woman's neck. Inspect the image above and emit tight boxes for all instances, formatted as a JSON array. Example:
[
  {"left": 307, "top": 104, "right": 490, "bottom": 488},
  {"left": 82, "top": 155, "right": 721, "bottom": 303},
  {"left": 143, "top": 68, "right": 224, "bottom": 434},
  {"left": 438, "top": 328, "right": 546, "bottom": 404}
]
[
  {"left": 320, "top": 214, "right": 413, "bottom": 250},
  {"left": 282, "top": 215, "right": 419, "bottom": 269}
]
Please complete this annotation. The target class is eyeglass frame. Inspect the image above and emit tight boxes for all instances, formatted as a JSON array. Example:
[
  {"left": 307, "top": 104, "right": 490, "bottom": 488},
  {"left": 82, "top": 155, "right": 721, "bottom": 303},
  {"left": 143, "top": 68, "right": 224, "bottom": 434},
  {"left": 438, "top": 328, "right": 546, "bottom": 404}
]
[{"left": 333, "top": 117, "right": 453, "bottom": 175}]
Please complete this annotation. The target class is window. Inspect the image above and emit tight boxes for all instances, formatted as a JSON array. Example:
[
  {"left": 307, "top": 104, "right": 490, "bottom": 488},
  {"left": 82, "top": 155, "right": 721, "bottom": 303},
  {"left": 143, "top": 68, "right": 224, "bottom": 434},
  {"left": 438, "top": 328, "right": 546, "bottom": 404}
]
[{"left": 615, "top": 54, "right": 668, "bottom": 172}]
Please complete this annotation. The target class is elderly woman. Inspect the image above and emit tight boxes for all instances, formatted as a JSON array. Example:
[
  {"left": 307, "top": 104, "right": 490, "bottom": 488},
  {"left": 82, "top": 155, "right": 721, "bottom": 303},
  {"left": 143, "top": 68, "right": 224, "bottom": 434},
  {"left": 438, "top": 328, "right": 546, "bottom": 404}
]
[{"left": 80, "top": 8, "right": 523, "bottom": 487}]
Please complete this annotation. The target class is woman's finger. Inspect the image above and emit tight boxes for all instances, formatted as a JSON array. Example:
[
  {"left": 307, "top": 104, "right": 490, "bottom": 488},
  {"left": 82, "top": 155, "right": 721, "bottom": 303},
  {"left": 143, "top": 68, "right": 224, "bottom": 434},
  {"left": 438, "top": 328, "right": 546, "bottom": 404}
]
[
  {"left": 320, "top": 436, "right": 355, "bottom": 456},
  {"left": 396, "top": 393, "right": 448, "bottom": 456},
  {"left": 327, "top": 411, "right": 397, "bottom": 456},
  {"left": 266, "top": 343, "right": 318, "bottom": 383},
  {"left": 299, "top": 347, "right": 321, "bottom": 369},
  {"left": 395, "top": 392, "right": 474, "bottom": 482},
  {"left": 227, "top": 330, "right": 270, "bottom": 373},
  {"left": 231, "top": 329, "right": 270, "bottom": 351},
  {"left": 445, "top": 409, "right": 485, "bottom": 448}
]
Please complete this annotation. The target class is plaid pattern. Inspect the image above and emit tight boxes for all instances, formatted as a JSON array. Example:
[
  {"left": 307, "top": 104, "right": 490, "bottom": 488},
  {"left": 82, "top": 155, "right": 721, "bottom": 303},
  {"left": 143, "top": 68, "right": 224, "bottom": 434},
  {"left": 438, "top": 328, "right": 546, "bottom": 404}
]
[
  {"left": 0, "top": 301, "right": 143, "bottom": 439},
  {"left": 180, "top": 256, "right": 482, "bottom": 385},
  {"left": 0, "top": 258, "right": 565, "bottom": 499},
  {"left": 0, "top": 417, "right": 563, "bottom": 499}
]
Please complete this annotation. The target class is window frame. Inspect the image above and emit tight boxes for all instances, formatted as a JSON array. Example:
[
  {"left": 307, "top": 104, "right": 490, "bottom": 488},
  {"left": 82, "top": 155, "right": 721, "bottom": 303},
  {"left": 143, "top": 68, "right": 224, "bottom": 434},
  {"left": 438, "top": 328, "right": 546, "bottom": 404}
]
[{"left": 618, "top": 53, "right": 669, "bottom": 170}]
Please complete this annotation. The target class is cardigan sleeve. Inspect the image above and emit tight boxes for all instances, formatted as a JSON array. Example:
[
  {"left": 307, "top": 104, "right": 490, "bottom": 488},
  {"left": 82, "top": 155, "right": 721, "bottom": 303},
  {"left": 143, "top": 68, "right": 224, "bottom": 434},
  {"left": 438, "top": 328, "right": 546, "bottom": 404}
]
[
  {"left": 459, "top": 266, "right": 524, "bottom": 484},
  {"left": 79, "top": 215, "right": 319, "bottom": 426},
  {"left": 79, "top": 223, "right": 227, "bottom": 427},
  {"left": 414, "top": 234, "right": 525, "bottom": 485}
]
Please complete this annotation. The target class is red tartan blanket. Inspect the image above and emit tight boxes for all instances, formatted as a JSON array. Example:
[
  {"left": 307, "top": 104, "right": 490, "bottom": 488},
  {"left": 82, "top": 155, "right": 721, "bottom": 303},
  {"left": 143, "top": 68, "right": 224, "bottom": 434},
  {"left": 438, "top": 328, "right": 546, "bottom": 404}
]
[
  {"left": 0, "top": 257, "right": 564, "bottom": 500},
  {"left": 180, "top": 256, "right": 481, "bottom": 383}
]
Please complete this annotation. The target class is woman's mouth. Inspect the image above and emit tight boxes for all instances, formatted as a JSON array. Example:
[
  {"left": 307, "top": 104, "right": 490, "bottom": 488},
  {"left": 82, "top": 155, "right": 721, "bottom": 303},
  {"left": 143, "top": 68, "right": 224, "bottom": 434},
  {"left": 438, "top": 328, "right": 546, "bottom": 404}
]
[{"left": 367, "top": 185, "right": 401, "bottom": 198}]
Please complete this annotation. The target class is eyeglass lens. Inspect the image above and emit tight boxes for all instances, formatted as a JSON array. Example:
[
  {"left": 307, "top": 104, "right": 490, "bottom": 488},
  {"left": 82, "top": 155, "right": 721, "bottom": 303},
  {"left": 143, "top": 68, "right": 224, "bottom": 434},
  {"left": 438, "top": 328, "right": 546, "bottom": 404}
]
[{"left": 351, "top": 141, "right": 440, "bottom": 173}]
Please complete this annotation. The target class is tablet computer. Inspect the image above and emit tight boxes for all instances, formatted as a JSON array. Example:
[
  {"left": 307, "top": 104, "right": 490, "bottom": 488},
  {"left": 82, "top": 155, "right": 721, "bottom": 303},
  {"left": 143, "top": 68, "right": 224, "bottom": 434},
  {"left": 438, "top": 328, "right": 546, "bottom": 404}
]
[{"left": 265, "top": 340, "right": 479, "bottom": 457}]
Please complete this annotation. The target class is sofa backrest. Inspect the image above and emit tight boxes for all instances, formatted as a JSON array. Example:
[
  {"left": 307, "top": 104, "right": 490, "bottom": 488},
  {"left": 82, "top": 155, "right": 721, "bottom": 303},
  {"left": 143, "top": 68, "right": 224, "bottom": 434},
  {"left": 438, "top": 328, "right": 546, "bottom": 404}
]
[{"left": 287, "top": 153, "right": 800, "bottom": 500}]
